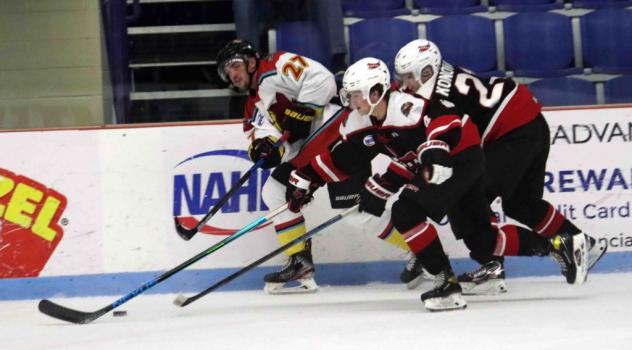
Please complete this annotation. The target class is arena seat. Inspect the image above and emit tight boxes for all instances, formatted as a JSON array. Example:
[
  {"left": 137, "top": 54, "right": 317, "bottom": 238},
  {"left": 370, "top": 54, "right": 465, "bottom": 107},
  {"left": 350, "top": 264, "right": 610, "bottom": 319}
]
[
  {"left": 427, "top": 15, "right": 502, "bottom": 76},
  {"left": 349, "top": 18, "right": 418, "bottom": 71},
  {"left": 504, "top": 12, "right": 582, "bottom": 77},
  {"left": 528, "top": 77, "right": 597, "bottom": 106},
  {"left": 342, "top": 0, "right": 410, "bottom": 18},
  {"left": 276, "top": 21, "right": 331, "bottom": 69},
  {"left": 581, "top": 8, "right": 632, "bottom": 73},
  {"left": 413, "top": 0, "right": 488, "bottom": 15},
  {"left": 604, "top": 75, "right": 632, "bottom": 104},
  {"left": 491, "top": 0, "right": 563, "bottom": 11}
]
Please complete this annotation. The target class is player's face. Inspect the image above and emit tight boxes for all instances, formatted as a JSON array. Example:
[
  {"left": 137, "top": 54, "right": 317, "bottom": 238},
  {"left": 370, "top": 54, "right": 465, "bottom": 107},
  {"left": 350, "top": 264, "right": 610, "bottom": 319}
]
[
  {"left": 349, "top": 91, "right": 371, "bottom": 115},
  {"left": 224, "top": 60, "right": 250, "bottom": 90},
  {"left": 401, "top": 72, "right": 421, "bottom": 93}
]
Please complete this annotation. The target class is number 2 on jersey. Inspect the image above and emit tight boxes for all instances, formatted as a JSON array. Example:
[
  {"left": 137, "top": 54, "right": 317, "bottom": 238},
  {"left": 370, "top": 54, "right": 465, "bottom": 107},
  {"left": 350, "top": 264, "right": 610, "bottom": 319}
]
[
  {"left": 455, "top": 73, "right": 504, "bottom": 108},
  {"left": 282, "top": 55, "right": 309, "bottom": 81}
]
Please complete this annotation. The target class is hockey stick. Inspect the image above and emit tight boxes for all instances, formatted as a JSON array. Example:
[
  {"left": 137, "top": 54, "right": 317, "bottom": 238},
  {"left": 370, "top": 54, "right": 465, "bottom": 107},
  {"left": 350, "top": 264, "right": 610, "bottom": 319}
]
[
  {"left": 173, "top": 205, "right": 359, "bottom": 307},
  {"left": 38, "top": 204, "right": 288, "bottom": 324},
  {"left": 174, "top": 132, "right": 290, "bottom": 241}
]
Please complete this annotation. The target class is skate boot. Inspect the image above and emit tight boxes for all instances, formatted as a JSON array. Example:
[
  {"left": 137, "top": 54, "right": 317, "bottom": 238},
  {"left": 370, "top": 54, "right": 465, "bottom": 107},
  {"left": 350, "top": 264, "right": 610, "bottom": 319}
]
[
  {"left": 421, "top": 268, "right": 467, "bottom": 312},
  {"left": 585, "top": 234, "right": 607, "bottom": 271},
  {"left": 457, "top": 260, "right": 507, "bottom": 295},
  {"left": 549, "top": 233, "right": 588, "bottom": 285},
  {"left": 400, "top": 253, "right": 431, "bottom": 289},
  {"left": 264, "top": 240, "right": 318, "bottom": 294}
]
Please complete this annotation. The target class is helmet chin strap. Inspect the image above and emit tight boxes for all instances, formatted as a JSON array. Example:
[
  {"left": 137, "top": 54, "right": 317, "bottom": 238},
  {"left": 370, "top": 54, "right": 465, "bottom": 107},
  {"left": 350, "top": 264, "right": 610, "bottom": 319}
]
[{"left": 366, "top": 88, "right": 388, "bottom": 117}]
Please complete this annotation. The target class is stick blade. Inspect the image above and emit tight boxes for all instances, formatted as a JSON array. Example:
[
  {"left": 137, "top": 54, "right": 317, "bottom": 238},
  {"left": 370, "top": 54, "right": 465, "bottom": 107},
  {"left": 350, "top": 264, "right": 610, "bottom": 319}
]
[
  {"left": 38, "top": 299, "right": 110, "bottom": 324},
  {"left": 174, "top": 217, "right": 197, "bottom": 241},
  {"left": 173, "top": 294, "right": 190, "bottom": 307}
]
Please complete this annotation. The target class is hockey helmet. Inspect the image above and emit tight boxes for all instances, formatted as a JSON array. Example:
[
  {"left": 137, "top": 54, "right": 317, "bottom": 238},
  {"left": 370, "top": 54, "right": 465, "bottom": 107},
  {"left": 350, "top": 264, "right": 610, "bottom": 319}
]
[
  {"left": 394, "top": 39, "right": 442, "bottom": 99},
  {"left": 340, "top": 57, "right": 391, "bottom": 115},
  {"left": 216, "top": 39, "right": 261, "bottom": 83}
]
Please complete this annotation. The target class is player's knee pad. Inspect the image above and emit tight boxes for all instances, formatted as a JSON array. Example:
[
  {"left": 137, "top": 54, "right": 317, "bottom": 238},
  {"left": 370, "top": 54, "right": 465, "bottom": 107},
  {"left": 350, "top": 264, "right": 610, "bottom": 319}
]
[{"left": 391, "top": 198, "right": 427, "bottom": 233}]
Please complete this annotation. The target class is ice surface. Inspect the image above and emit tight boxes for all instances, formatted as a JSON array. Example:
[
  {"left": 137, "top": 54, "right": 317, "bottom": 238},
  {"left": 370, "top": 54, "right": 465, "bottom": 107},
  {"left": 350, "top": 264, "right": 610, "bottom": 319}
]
[{"left": 4, "top": 273, "right": 631, "bottom": 350}]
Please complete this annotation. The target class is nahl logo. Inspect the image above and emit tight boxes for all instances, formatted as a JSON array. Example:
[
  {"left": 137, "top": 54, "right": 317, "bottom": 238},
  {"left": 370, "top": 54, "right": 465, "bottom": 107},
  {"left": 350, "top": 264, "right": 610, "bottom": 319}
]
[{"left": 172, "top": 149, "right": 271, "bottom": 235}]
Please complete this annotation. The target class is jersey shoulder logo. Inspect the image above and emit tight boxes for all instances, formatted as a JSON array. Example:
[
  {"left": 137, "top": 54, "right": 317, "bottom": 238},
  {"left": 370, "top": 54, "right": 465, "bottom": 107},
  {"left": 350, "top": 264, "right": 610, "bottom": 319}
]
[
  {"left": 400, "top": 102, "right": 414, "bottom": 116},
  {"left": 363, "top": 134, "right": 376, "bottom": 147}
]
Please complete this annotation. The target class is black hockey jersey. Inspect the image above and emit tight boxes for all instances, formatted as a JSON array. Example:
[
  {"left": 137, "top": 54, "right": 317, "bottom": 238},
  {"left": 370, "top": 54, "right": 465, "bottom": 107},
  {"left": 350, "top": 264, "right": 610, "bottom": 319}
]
[
  {"left": 417, "top": 61, "right": 541, "bottom": 145},
  {"left": 301, "top": 91, "right": 481, "bottom": 185}
]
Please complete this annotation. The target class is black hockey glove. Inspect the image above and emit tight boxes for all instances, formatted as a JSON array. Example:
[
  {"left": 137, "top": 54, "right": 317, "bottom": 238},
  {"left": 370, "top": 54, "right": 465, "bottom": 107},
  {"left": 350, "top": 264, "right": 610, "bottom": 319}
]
[
  {"left": 416, "top": 140, "right": 453, "bottom": 185},
  {"left": 269, "top": 93, "right": 316, "bottom": 143},
  {"left": 359, "top": 174, "right": 399, "bottom": 217},
  {"left": 286, "top": 170, "right": 320, "bottom": 213},
  {"left": 248, "top": 136, "right": 285, "bottom": 169}
]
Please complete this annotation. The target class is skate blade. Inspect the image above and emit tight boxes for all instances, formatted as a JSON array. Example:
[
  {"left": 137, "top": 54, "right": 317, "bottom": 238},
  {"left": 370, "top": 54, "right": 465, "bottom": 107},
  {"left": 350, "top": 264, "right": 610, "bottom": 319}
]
[
  {"left": 423, "top": 293, "right": 467, "bottom": 312},
  {"left": 460, "top": 279, "right": 507, "bottom": 296},
  {"left": 264, "top": 279, "right": 318, "bottom": 295},
  {"left": 587, "top": 239, "right": 608, "bottom": 271},
  {"left": 572, "top": 234, "right": 588, "bottom": 286}
]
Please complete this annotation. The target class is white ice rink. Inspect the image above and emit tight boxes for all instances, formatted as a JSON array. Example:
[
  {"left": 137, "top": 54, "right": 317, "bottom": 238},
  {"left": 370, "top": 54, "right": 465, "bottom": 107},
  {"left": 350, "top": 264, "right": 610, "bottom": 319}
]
[{"left": 3, "top": 272, "right": 631, "bottom": 350}]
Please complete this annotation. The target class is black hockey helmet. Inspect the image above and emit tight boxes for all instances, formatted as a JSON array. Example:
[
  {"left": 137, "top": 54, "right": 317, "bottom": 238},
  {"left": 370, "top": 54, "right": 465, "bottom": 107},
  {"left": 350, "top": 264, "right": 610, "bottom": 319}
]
[{"left": 216, "top": 39, "right": 261, "bottom": 83}]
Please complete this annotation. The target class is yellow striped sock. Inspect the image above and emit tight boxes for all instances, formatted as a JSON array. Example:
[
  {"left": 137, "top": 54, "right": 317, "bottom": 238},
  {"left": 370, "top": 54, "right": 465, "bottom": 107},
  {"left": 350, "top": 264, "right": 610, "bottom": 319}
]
[{"left": 275, "top": 216, "right": 307, "bottom": 256}]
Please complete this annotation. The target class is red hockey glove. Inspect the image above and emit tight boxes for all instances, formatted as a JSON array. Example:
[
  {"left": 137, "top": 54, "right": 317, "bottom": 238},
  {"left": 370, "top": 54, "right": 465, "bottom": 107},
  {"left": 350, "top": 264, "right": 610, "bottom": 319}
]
[
  {"left": 286, "top": 170, "right": 319, "bottom": 213},
  {"left": 269, "top": 93, "right": 316, "bottom": 143},
  {"left": 416, "top": 140, "right": 453, "bottom": 185}
]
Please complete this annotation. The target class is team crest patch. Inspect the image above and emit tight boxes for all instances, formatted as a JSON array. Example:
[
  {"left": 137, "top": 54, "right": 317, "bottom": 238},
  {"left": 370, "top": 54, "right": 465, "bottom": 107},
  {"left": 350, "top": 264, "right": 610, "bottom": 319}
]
[
  {"left": 363, "top": 134, "right": 376, "bottom": 147},
  {"left": 400, "top": 102, "right": 413, "bottom": 116}
]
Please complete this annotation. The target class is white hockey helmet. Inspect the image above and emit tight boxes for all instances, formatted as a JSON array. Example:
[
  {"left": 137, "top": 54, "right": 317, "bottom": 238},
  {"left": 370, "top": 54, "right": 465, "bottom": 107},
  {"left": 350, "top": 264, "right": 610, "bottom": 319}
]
[
  {"left": 340, "top": 57, "right": 391, "bottom": 116},
  {"left": 394, "top": 39, "right": 442, "bottom": 99}
]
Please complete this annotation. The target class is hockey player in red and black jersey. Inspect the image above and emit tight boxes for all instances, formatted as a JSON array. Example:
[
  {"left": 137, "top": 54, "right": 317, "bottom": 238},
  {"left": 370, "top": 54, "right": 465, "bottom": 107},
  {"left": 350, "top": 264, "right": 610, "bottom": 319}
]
[
  {"left": 216, "top": 40, "right": 410, "bottom": 294},
  {"left": 285, "top": 58, "right": 586, "bottom": 311},
  {"left": 394, "top": 39, "right": 606, "bottom": 294}
]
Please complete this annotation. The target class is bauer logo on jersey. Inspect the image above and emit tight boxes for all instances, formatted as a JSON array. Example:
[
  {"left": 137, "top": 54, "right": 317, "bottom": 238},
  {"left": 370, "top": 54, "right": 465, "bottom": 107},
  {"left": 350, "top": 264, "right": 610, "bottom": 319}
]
[
  {"left": 172, "top": 149, "right": 272, "bottom": 236},
  {"left": 0, "top": 168, "right": 68, "bottom": 278},
  {"left": 400, "top": 102, "right": 414, "bottom": 116},
  {"left": 363, "top": 135, "right": 376, "bottom": 147}
]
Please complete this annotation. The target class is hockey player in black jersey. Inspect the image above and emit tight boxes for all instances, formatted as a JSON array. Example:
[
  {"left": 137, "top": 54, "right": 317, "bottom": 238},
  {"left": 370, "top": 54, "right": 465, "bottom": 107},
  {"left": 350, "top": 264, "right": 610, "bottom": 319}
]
[
  {"left": 394, "top": 39, "right": 606, "bottom": 294},
  {"left": 284, "top": 58, "right": 587, "bottom": 311}
]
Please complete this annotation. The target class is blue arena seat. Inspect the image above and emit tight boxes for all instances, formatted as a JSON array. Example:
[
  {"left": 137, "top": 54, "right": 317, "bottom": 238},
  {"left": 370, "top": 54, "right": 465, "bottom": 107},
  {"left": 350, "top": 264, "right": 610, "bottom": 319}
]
[
  {"left": 571, "top": 0, "right": 632, "bottom": 9},
  {"left": 504, "top": 12, "right": 582, "bottom": 77},
  {"left": 414, "top": 0, "right": 488, "bottom": 14},
  {"left": 342, "top": 0, "right": 410, "bottom": 17},
  {"left": 581, "top": 8, "right": 632, "bottom": 73},
  {"left": 349, "top": 18, "right": 418, "bottom": 71},
  {"left": 427, "top": 15, "right": 502, "bottom": 75},
  {"left": 491, "top": 0, "right": 563, "bottom": 11},
  {"left": 276, "top": 21, "right": 331, "bottom": 69},
  {"left": 528, "top": 77, "right": 596, "bottom": 106},
  {"left": 604, "top": 75, "right": 632, "bottom": 104}
]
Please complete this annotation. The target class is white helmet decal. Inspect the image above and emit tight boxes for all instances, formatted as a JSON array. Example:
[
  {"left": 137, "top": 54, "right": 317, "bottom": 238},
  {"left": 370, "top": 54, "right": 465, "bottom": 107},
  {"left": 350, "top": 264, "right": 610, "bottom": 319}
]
[
  {"left": 394, "top": 39, "right": 442, "bottom": 99},
  {"left": 340, "top": 57, "right": 391, "bottom": 116}
]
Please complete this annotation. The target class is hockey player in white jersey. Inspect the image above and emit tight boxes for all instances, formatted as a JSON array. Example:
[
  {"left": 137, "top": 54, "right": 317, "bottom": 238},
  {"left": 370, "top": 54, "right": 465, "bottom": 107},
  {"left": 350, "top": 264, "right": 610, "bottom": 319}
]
[{"left": 216, "top": 39, "right": 409, "bottom": 294}]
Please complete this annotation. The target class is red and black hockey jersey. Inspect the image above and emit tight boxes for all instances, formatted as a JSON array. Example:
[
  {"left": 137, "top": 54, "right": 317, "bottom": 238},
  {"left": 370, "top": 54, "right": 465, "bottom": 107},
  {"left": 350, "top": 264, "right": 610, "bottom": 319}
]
[{"left": 416, "top": 61, "right": 541, "bottom": 145}]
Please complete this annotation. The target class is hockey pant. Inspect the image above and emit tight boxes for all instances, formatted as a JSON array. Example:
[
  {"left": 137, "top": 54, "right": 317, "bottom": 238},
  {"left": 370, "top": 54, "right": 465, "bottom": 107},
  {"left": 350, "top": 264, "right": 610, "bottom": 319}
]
[{"left": 483, "top": 114, "right": 580, "bottom": 238}]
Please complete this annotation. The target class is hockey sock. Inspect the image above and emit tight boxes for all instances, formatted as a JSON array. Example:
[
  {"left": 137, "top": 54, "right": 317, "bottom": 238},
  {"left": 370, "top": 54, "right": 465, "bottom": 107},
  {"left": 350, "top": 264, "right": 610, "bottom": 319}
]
[
  {"left": 377, "top": 222, "right": 410, "bottom": 251},
  {"left": 401, "top": 222, "right": 449, "bottom": 275},
  {"left": 533, "top": 203, "right": 581, "bottom": 238},
  {"left": 274, "top": 216, "right": 307, "bottom": 256},
  {"left": 493, "top": 224, "right": 552, "bottom": 257}
]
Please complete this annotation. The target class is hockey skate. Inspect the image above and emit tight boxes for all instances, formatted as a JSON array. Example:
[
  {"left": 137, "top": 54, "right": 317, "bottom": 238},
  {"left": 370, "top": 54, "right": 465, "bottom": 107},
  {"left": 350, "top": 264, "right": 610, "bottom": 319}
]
[
  {"left": 585, "top": 234, "right": 607, "bottom": 271},
  {"left": 549, "top": 233, "right": 588, "bottom": 285},
  {"left": 457, "top": 260, "right": 507, "bottom": 295},
  {"left": 400, "top": 253, "right": 432, "bottom": 289},
  {"left": 421, "top": 268, "right": 467, "bottom": 312},
  {"left": 264, "top": 241, "right": 318, "bottom": 294}
]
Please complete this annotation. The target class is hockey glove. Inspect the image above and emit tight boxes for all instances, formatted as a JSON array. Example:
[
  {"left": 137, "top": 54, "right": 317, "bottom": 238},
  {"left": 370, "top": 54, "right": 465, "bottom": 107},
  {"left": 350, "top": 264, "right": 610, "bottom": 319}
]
[
  {"left": 359, "top": 174, "right": 398, "bottom": 217},
  {"left": 269, "top": 93, "right": 316, "bottom": 143},
  {"left": 286, "top": 170, "right": 319, "bottom": 213},
  {"left": 248, "top": 136, "right": 285, "bottom": 169},
  {"left": 416, "top": 140, "right": 453, "bottom": 185}
]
